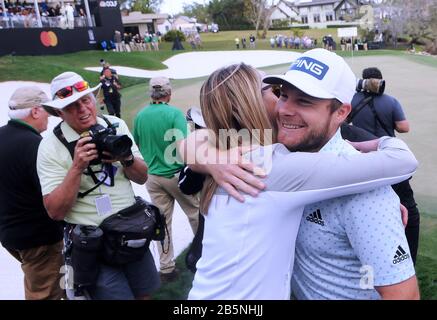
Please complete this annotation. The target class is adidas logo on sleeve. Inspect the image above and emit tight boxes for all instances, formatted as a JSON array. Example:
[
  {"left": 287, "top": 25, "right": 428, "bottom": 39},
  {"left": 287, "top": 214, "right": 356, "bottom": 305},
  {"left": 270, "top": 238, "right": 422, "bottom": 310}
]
[
  {"left": 306, "top": 209, "right": 325, "bottom": 226},
  {"left": 393, "top": 245, "right": 410, "bottom": 264}
]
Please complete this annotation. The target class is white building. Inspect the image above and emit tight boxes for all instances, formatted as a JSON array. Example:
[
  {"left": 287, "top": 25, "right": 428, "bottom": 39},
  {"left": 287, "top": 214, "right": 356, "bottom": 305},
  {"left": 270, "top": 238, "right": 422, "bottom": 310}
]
[
  {"left": 121, "top": 11, "right": 169, "bottom": 35},
  {"left": 157, "top": 19, "right": 172, "bottom": 35},
  {"left": 171, "top": 15, "right": 198, "bottom": 34},
  {"left": 270, "top": 0, "right": 373, "bottom": 29},
  {"left": 270, "top": 1, "right": 299, "bottom": 23}
]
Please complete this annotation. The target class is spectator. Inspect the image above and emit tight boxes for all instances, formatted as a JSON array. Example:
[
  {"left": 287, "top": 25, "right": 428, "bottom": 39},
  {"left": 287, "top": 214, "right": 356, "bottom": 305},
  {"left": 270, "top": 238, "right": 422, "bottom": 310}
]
[
  {"left": 123, "top": 32, "right": 131, "bottom": 52},
  {"left": 133, "top": 77, "right": 199, "bottom": 283},
  {"left": 340, "top": 37, "right": 346, "bottom": 51},
  {"left": 0, "top": 86, "right": 64, "bottom": 300},
  {"left": 113, "top": 30, "right": 123, "bottom": 52},
  {"left": 151, "top": 33, "right": 159, "bottom": 51},
  {"left": 65, "top": 3, "right": 74, "bottom": 29},
  {"left": 270, "top": 36, "right": 275, "bottom": 49},
  {"left": 249, "top": 34, "right": 256, "bottom": 49}
]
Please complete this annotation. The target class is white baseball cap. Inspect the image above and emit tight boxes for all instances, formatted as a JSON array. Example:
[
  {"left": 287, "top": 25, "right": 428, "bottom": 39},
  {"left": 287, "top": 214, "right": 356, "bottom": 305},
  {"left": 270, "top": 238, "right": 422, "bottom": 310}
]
[
  {"left": 8, "top": 86, "right": 49, "bottom": 110},
  {"left": 263, "top": 48, "right": 356, "bottom": 104},
  {"left": 42, "top": 72, "right": 101, "bottom": 116}
]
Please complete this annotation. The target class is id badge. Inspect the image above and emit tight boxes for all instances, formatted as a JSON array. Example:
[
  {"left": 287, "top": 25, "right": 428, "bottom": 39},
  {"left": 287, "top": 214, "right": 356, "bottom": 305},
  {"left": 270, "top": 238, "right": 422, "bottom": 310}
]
[{"left": 95, "top": 194, "right": 113, "bottom": 216}]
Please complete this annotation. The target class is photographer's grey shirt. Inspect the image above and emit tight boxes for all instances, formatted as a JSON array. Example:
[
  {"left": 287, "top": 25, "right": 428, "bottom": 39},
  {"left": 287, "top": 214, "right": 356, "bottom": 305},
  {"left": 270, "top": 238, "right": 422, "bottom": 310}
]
[
  {"left": 188, "top": 135, "right": 417, "bottom": 300},
  {"left": 291, "top": 131, "right": 416, "bottom": 300},
  {"left": 351, "top": 92, "right": 406, "bottom": 137}
]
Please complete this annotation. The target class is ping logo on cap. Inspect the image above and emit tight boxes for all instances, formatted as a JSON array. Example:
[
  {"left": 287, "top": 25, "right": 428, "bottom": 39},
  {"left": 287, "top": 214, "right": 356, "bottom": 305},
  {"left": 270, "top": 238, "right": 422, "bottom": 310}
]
[{"left": 289, "top": 57, "right": 329, "bottom": 80}]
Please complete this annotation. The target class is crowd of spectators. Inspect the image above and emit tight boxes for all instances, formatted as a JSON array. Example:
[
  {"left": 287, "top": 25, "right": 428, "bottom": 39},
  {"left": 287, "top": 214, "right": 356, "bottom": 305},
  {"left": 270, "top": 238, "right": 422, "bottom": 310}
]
[
  {"left": 268, "top": 34, "right": 316, "bottom": 50},
  {"left": 0, "top": 0, "right": 90, "bottom": 29},
  {"left": 102, "top": 31, "right": 161, "bottom": 53}
]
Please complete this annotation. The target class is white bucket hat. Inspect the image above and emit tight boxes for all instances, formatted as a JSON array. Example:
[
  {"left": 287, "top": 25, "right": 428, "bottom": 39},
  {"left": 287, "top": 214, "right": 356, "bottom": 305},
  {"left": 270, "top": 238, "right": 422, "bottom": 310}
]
[
  {"left": 42, "top": 71, "right": 101, "bottom": 116},
  {"left": 263, "top": 48, "right": 356, "bottom": 104}
]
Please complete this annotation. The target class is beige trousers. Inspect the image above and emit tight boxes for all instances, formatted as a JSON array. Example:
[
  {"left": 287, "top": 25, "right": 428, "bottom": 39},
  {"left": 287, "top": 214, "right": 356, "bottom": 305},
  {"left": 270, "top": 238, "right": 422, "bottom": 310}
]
[
  {"left": 6, "top": 241, "right": 64, "bottom": 300},
  {"left": 146, "top": 174, "right": 199, "bottom": 273}
]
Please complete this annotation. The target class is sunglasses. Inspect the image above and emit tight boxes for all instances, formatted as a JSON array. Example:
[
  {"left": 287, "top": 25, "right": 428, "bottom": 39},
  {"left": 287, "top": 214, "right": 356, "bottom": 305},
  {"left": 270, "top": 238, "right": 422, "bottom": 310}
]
[
  {"left": 55, "top": 81, "right": 89, "bottom": 99},
  {"left": 262, "top": 84, "right": 281, "bottom": 98}
]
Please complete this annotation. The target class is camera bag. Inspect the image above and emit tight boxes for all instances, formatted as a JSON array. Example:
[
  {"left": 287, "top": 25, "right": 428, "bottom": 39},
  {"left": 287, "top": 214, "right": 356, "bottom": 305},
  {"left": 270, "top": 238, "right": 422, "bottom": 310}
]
[
  {"left": 100, "top": 197, "right": 166, "bottom": 265},
  {"left": 71, "top": 225, "right": 103, "bottom": 286}
]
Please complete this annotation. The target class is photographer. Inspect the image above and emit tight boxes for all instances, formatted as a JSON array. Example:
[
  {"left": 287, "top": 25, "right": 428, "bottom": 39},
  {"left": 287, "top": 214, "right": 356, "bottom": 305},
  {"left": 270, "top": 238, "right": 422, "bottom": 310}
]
[
  {"left": 100, "top": 68, "right": 122, "bottom": 118},
  {"left": 37, "top": 72, "right": 160, "bottom": 299},
  {"left": 99, "top": 61, "right": 119, "bottom": 80},
  {"left": 351, "top": 68, "right": 409, "bottom": 136},
  {"left": 350, "top": 67, "right": 420, "bottom": 264}
]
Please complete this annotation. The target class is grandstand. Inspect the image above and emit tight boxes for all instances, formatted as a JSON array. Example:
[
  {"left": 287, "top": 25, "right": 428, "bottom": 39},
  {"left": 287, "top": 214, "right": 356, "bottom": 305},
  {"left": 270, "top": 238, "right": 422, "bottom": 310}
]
[{"left": 0, "top": 0, "right": 123, "bottom": 55}]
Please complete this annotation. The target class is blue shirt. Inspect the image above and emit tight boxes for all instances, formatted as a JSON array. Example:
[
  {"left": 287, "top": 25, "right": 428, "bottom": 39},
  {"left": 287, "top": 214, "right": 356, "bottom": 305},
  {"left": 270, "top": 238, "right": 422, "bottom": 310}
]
[
  {"left": 351, "top": 92, "right": 406, "bottom": 137},
  {"left": 291, "top": 130, "right": 416, "bottom": 300}
]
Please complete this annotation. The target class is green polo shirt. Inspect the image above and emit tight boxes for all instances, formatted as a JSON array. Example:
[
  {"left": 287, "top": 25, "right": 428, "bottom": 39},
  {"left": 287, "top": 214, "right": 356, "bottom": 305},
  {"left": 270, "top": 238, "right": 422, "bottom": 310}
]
[
  {"left": 133, "top": 102, "right": 187, "bottom": 178},
  {"left": 37, "top": 116, "right": 142, "bottom": 226}
]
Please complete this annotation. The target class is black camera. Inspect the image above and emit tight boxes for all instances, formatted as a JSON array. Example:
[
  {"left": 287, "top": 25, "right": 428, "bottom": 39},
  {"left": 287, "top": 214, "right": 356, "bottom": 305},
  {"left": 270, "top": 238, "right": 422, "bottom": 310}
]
[
  {"left": 356, "top": 78, "right": 385, "bottom": 95},
  {"left": 87, "top": 123, "right": 133, "bottom": 165}
]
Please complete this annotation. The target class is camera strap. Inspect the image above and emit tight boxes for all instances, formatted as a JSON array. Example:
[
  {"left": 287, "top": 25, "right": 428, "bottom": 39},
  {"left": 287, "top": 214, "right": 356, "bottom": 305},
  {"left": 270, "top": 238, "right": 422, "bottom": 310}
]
[
  {"left": 346, "top": 95, "right": 374, "bottom": 123},
  {"left": 53, "top": 117, "right": 116, "bottom": 198},
  {"left": 368, "top": 99, "right": 393, "bottom": 137}
]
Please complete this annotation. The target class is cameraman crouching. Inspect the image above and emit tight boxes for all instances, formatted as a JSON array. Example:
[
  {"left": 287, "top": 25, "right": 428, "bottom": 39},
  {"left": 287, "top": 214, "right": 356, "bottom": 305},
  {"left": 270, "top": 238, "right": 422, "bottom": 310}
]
[{"left": 36, "top": 72, "right": 160, "bottom": 300}]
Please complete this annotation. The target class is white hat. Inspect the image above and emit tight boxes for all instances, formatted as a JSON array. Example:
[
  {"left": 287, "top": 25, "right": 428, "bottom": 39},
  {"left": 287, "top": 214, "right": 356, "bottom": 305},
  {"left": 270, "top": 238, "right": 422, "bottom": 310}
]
[
  {"left": 187, "top": 106, "right": 206, "bottom": 128},
  {"left": 263, "top": 48, "right": 356, "bottom": 104},
  {"left": 256, "top": 70, "right": 270, "bottom": 90},
  {"left": 8, "top": 86, "right": 49, "bottom": 110},
  {"left": 42, "top": 72, "right": 101, "bottom": 115}
]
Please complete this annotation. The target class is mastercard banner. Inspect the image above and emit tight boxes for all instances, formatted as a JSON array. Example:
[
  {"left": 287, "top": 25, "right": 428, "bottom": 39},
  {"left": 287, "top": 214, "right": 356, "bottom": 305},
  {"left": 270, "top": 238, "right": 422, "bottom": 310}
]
[{"left": 40, "top": 31, "right": 58, "bottom": 47}]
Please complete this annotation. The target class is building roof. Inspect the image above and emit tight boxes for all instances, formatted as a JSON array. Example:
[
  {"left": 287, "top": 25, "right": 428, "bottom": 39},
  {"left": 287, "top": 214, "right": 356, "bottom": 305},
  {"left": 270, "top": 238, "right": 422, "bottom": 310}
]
[
  {"left": 296, "top": 0, "right": 339, "bottom": 7},
  {"left": 334, "top": 0, "right": 362, "bottom": 11},
  {"left": 175, "top": 15, "right": 197, "bottom": 23},
  {"left": 121, "top": 11, "right": 169, "bottom": 25}
]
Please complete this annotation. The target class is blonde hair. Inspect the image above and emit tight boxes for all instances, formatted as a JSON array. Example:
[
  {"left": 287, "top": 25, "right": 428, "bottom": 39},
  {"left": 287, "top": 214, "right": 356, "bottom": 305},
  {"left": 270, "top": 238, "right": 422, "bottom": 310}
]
[{"left": 200, "top": 63, "right": 274, "bottom": 213}]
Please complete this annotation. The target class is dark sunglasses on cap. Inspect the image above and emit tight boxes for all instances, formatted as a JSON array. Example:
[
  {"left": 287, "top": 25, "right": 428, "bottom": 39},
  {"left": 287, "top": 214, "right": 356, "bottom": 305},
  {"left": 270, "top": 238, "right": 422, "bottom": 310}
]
[
  {"left": 261, "top": 84, "right": 281, "bottom": 98},
  {"left": 55, "top": 81, "right": 89, "bottom": 99}
]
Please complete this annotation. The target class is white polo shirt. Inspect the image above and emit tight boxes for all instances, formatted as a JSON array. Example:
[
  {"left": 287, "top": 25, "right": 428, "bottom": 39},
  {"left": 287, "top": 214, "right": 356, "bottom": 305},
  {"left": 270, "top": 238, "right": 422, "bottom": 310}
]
[
  {"left": 188, "top": 136, "right": 417, "bottom": 300},
  {"left": 37, "top": 115, "right": 143, "bottom": 226},
  {"left": 291, "top": 130, "right": 416, "bottom": 300}
]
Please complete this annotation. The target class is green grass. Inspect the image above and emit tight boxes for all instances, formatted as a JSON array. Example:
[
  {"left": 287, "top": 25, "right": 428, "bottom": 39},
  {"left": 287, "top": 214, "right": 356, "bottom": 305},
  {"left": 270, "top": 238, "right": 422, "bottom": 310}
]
[
  {"left": 152, "top": 248, "right": 194, "bottom": 300},
  {"left": 416, "top": 213, "right": 437, "bottom": 300},
  {"left": 0, "top": 48, "right": 175, "bottom": 88}
]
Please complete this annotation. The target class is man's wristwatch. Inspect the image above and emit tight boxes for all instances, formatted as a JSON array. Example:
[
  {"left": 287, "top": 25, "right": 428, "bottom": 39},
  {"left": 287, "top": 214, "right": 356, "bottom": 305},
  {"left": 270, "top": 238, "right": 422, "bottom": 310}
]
[{"left": 121, "top": 154, "right": 135, "bottom": 168}]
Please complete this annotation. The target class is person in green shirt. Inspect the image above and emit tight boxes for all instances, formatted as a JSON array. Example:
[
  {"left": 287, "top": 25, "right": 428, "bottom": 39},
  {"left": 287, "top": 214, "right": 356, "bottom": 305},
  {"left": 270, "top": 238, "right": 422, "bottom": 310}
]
[{"left": 134, "top": 77, "right": 199, "bottom": 282}]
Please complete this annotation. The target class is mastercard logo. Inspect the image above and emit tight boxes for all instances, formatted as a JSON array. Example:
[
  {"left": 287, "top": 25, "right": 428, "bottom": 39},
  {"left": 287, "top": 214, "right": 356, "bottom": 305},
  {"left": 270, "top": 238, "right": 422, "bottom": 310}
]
[{"left": 40, "top": 31, "right": 58, "bottom": 47}]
